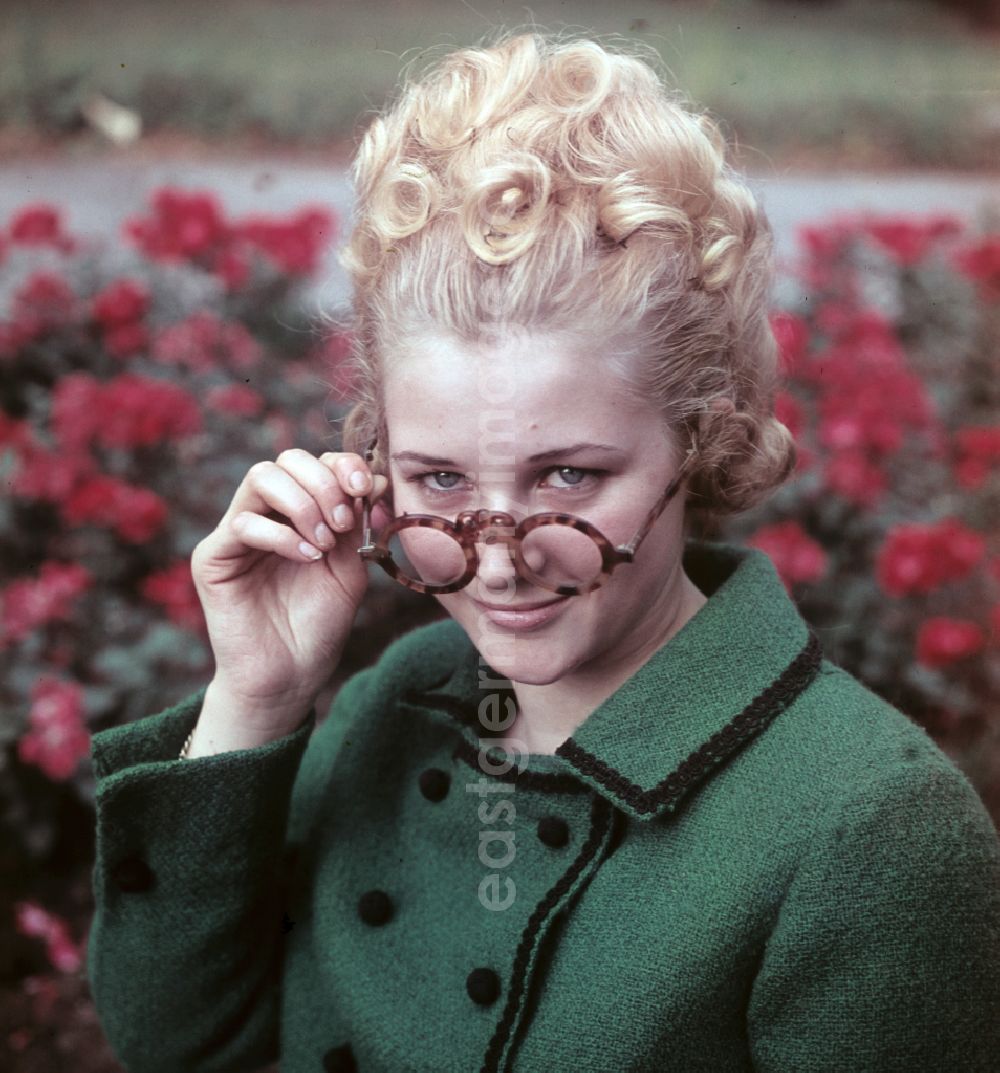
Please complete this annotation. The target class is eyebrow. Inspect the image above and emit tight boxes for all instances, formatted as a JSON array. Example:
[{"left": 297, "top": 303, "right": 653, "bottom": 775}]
[{"left": 391, "top": 443, "right": 626, "bottom": 467}]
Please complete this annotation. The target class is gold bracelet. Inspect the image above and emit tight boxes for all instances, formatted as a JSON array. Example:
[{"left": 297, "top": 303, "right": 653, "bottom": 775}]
[{"left": 179, "top": 726, "right": 196, "bottom": 760}]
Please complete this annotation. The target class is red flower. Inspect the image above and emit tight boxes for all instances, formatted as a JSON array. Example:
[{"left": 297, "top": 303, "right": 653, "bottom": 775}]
[
  {"left": 1, "top": 562, "right": 92, "bottom": 646},
  {"left": 804, "top": 309, "right": 935, "bottom": 460},
  {"left": 798, "top": 218, "right": 855, "bottom": 263},
  {"left": 822, "top": 450, "right": 887, "bottom": 508},
  {"left": 104, "top": 321, "right": 150, "bottom": 358},
  {"left": 953, "top": 235, "right": 1000, "bottom": 301},
  {"left": 770, "top": 312, "right": 810, "bottom": 376},
  {"left": 952, "top": 425, "right": 1000, "bottom": 490},
  {"left": 92, "top": 277, "right": 149, "bottom": 327},
  {"left": 11, "top": 440, "right": 95, "bottom": 502},
  {"left": 14, "top": 901, "right": 83, "bottom": 974},
  {"left": 51, "top": 372, "right": 104, "bottom": 450},
  {"left": 748, "top": 521, "right": 827, "bottom": 593},
  {"left": 152, "top": 311, "right": 261, "bottom": 372},
  {"left": 141, "top": 561, "right": 205, "bottom": 633},
  {"left": 205, "top": 383, "right": 265, "bottom": 416},
  {"left": 125, "top": 187, "right": 229, "bottom": 263},
  {"left": 863, "top": 214, "right": 962, "bottom": 267},
  {"left": 116, "top": 486, "right": 169, "bottom": 543},
  {"left": 814, "top": 301, "right": 856, "bottom": 338},
  {"left": 62, "top": 474, "right": 124, "bottom": 524},
  {"left": 9, "top": 203, "right": 74, "bottom": 252},
  {"left": 234, "top": 206, "right": 336, "bottom": 276},
  {"left": 96, "top": 373, "right": 202, "bottom": 448},
  {"left": 916, "top": 617, "right": 986, "bottom": 668},
  {"left": 876, "top": 518, "right": 986, "bottom": 597},
  {"left": 12, "top": 271, "right": 78, "bottom": 341},
  {"left": 0, "top": 410, "right": 30, "bottom": 450},
  {"left": 212, "top": 245, "right": 252, "bottom": 291},
  {"left": 62, "top": 475, "right": 168, "bottom": 543},
  {"left": 17, "top": 677, "right": 90, "bottom": 782},
  {"left": 91, "top": 278, "right": 151, "bottom": 358}
]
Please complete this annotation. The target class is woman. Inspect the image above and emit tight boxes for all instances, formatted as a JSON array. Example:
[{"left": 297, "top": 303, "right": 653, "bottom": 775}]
[{"left": 86, "top": 30, "right": 1000, "bottom": 1073}]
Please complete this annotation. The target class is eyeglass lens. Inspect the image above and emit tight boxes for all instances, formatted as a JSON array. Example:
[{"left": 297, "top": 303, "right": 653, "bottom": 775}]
[{"left": 385, "top": 521, "right": 603, "bottom": 591}]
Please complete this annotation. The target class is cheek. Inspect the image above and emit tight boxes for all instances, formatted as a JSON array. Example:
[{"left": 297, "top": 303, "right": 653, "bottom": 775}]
[{"left": 624, "top": 512, "right": 684, "bottom": 584}]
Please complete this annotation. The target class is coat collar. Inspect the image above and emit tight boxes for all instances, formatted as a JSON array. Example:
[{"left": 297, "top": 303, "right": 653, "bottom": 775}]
[{"left": 400, "top": 539, "right": 823, "bottom": 822}]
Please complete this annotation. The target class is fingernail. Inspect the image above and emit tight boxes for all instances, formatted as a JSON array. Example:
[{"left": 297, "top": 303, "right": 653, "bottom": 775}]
[
  {"left": 350, "top": 470, "right": 367, "bottom": 491},
  {"left": 299, "top": 541, "right": 323, "bottom": 561},
  {"left": 333, "top": 504, "right": 352, "bottom": 529},
  {"left": 315, "top": 522, "right": 334, "bottom": 546}
]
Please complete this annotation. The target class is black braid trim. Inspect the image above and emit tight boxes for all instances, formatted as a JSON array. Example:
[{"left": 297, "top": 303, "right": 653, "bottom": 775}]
[
  {"left": 451, "top": 737, "right": 589, "bottom": 794},
  {"left": 480, "top": 794, "right": 614, "bottom": 1073},
  {"left": 555, "top": 629, "right": 823, "bottom": 816}
]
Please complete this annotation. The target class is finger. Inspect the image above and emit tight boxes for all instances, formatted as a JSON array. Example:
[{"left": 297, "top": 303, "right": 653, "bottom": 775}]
[
  {"left": 276, "top": 448, "right": 366, "bottom": 534},
  {"left": 230, "top": 461, "right": 336, "bottom": 551},
  {"left": 318, "top": 451, "right": 373, "bottom": 498},
  {"left": 230, "top": 512, "right": 327, "bottom": 562}
]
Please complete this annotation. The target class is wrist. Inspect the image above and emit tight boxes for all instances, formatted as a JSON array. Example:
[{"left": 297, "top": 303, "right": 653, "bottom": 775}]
[
  {"left": 204, "top": 676, "right": 319, "bottom": 728},
  {"left": 180, "top": 679, "right": 316, "bottom": 759}
]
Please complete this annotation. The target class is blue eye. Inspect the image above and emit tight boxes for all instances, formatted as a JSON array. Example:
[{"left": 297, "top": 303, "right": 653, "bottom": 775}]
[
  {"left": 427, "top": 474, "right": 463, "bottom": 491},
  {"left": 406, "top": 467, "right": 600, "bottom": 497},
  {"left": 410, "top": 471, "right": 465, "bottom": 493},
  {"left": 549, "top": 467, "right": 589, "bottom": 488}
]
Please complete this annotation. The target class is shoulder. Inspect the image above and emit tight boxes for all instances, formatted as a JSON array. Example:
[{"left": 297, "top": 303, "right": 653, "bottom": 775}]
[
  {"left": 325, "top": 615, "right": 470, "bottom": 716},
  {"left": 749, "top": 670, "right": 1000, "bottom": 1067},
  {"left": 770, "top": 656, "right": 997, "bottom": 855},
  {"left": 365, "top": 615, "right": 469, "bottom": 692}
]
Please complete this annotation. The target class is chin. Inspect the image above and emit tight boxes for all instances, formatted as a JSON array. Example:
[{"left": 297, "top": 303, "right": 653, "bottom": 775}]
[{"left": 468, "top": 631, "right": 581, "bottom": 684}]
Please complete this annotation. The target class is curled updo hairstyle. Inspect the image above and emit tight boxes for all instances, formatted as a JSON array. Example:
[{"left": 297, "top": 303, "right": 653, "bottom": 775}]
[{"left": 336, "top": 29, "right": 796, "bottom": 530}]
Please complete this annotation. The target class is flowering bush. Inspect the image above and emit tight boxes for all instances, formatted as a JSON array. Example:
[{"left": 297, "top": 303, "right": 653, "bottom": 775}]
[
  {"left": 715, "top": 212, "right": 999, "bottom": 804},
  {"left": 0, "top": 189, "right": 378, "bottom": 1064}
]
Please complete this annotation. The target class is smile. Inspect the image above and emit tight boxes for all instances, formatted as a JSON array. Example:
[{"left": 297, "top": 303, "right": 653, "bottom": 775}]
[{"left": 471, "top": 597, "right": 570, "bottom": 630}]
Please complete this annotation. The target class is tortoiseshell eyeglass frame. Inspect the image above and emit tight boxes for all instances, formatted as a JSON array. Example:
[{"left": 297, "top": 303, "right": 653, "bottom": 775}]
[{"left": 356, "top": 432, "right": 699, "bottom": 597}]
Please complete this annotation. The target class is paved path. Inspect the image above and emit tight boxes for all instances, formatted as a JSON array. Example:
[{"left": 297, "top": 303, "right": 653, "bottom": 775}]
[{"left": 1, "top": 156, "right": 996, "bottom": 310}]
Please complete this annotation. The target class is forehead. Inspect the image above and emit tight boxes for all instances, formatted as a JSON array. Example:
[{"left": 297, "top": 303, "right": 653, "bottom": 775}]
[{"left": 382, "top": 328, "right": 661, "bottom": 446}]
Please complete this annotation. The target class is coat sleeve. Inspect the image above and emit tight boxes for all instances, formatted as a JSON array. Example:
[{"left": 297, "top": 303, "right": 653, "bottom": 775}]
[
  {"left": 85, "top": 670, "right": 370, "bottom": 1073},
  {"left": 746, "top": 754, "right": 1000, "bottom": 1072}
]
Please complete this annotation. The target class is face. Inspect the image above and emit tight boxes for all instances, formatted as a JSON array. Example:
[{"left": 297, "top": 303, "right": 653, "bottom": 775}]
[{"left": 381, "top": 325, "right": 698, "bottom": 690}]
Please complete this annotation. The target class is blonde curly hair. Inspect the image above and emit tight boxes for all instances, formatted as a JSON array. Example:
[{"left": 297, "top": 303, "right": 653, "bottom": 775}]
[{"left": 334, "top": 28, "right": 796, "bottom": 531}]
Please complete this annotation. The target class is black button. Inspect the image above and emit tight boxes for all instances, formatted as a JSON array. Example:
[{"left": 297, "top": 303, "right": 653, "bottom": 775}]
[
  {"left": 418, "top": 767, "right": 450, "bottom": 802},
  {"left": 358, "top": 889, "right": 393, "bottom": 926},
  {"left": 323, "top": 1042, "right": 357, "bottom": 1072},
  {"left": 111, "top": 856, "right": 154, "bottom": 893},
  {"left": 466, "top": 967, "right": 501, "bottom": 1005},
  {"left": 537, "top": 816, "right": 569, "bottom": 848}
]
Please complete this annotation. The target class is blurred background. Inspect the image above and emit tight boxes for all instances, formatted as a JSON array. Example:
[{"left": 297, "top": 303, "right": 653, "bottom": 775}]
[{"left": 1, "top": 1, "right": 998, "bottom": 1069}]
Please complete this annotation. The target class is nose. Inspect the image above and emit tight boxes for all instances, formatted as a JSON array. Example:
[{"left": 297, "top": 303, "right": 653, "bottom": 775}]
[{"left": 474, "top": 534, "right": 519, "bottom": 595}]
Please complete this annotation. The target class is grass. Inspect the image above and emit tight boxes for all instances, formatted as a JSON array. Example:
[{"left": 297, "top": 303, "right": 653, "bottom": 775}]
[{"left": 2, "top": 0, "right": 999, "bottom": 168}]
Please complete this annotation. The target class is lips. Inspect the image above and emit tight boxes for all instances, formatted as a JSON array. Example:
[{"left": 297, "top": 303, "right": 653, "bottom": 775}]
[
  {"left": 474, "top": 598, "right": 563, "bottom": 612},
  {"left": 470, "top": 595, "right": 571, "bottom": 632}
]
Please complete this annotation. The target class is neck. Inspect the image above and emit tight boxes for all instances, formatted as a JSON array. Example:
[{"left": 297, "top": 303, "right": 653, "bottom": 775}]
[{"left": 502, "top": 571, "right": 707, "bottom": 756}]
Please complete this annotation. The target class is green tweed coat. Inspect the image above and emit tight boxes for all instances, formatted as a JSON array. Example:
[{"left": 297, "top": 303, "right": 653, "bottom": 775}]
[{"left": 86, "top": 540, "right": 1000, "bottom": 1073}]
